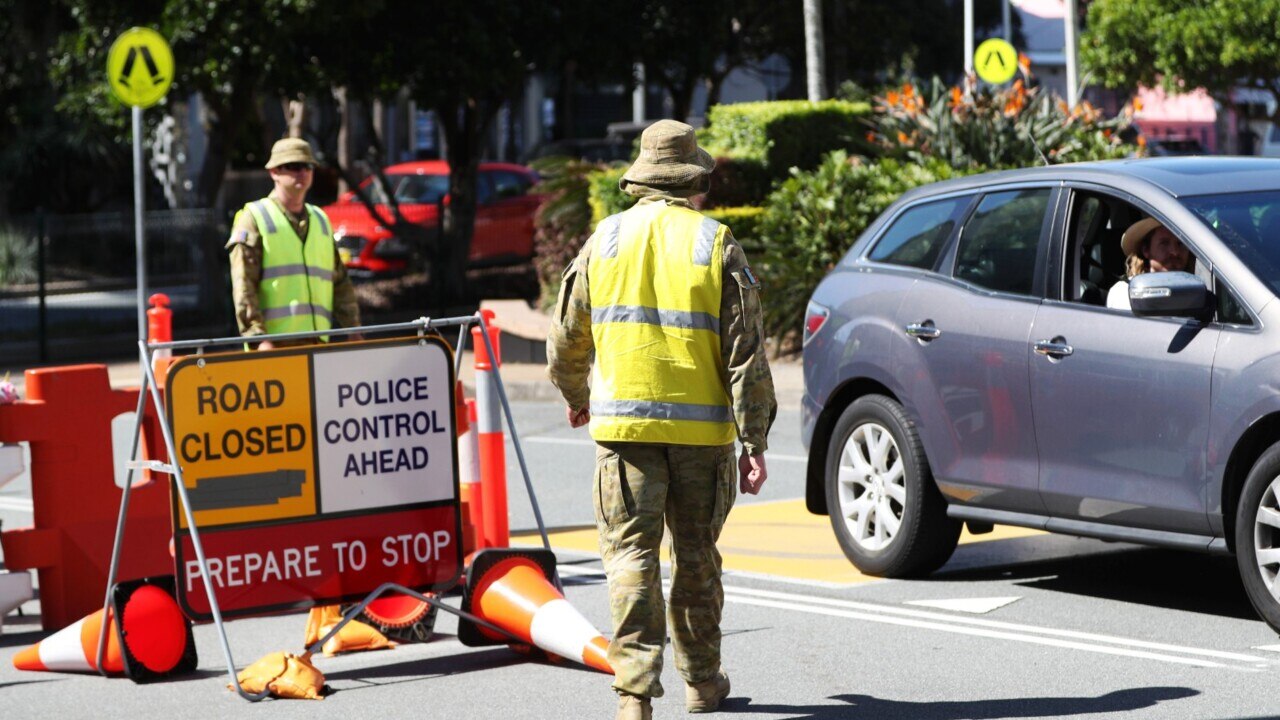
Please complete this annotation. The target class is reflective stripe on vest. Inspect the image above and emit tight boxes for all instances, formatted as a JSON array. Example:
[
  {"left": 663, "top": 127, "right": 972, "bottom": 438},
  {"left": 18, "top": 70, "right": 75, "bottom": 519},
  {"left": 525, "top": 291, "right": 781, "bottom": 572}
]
[
  {"left": 247, "top": 199, "right": 336, "bottom": 338},
  {"left": 586, "top": 202, "right": 735, "bottom": 446}
]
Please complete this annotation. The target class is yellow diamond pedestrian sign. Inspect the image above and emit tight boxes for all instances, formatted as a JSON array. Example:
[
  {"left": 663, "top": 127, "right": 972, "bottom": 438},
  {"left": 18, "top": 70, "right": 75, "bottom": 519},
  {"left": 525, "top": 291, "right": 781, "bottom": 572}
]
[
  {"left": 107, "top": 27, "right": 173, "bottom": 108},
  {"left": 975, "top": 38, "right": 1018, "bottom": 85}
]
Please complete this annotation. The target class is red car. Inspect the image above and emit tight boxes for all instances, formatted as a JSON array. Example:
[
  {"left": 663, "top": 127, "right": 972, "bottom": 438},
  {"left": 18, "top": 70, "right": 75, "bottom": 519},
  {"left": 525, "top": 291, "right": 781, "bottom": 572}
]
[{"left": 323, "top": 161, "right": 540, "bottom": 277}]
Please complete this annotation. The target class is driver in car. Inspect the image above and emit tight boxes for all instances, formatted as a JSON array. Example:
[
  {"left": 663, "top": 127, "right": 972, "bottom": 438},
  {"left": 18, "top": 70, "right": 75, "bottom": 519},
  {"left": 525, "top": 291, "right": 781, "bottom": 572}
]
[{"left": 1107, "top": 217, "right": 1193, "bottom": 310}]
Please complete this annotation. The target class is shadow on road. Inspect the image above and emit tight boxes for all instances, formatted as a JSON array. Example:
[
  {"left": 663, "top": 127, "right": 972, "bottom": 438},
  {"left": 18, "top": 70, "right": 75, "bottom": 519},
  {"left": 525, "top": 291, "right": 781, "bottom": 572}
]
[
  {"left": 728, "top": 686, "right": 1199, "bottom": 719},
  {"left": 936, "top": 544, "right": 1257, "bottom": 621}
]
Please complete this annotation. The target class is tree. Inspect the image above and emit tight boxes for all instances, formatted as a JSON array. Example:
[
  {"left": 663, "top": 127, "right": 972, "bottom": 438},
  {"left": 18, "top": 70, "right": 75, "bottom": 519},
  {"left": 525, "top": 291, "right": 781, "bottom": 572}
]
[
  {"left": 635, "top": 0, "right": 797, "bottom": 121},
  {"left": 1082, "top": 0, "right": 1280, "bottom": 120}
]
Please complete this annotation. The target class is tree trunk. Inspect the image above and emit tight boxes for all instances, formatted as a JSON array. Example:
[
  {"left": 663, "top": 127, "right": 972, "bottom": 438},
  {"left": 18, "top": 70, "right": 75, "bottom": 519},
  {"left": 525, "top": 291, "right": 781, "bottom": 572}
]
[
  {"left": 435, "top": 100, "right": 491, "bottom": 307},
  {"left": 803, "top": 0, "right": 827, "bottom": 101}
]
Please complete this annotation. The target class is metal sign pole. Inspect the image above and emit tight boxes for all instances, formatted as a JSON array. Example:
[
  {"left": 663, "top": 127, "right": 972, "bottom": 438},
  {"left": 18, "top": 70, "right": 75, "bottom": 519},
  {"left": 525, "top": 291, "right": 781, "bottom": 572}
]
[{"left": 133, "top": 105, "right": 147, "bottom": 343}]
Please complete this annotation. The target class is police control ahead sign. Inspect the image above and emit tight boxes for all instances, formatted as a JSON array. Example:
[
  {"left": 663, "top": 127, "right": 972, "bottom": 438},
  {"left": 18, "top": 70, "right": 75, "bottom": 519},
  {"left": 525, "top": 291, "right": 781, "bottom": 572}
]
[{"left": 165, "top": 337, "right": 461, "bottom": 620}]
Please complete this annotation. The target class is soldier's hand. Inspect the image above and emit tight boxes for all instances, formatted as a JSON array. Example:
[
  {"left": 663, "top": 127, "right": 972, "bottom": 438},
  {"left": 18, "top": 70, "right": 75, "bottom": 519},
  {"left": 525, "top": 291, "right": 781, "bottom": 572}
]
[
  {"left": 739, "top": 451, "right": 767, "bottom": 494},
  {"left": 566, "top": 405, "right": 591, "bottom": 428},
  {"left": 258, "top": 339, "right": 275, "bottom": 351}
]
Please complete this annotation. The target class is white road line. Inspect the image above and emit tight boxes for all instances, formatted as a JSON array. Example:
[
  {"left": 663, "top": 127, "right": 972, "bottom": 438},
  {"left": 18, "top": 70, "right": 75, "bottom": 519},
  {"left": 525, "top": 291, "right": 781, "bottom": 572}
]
[
  {"left": 723, "top": 593, "right": 1246, "bottom": 669},
  {"left": 522, "top": 436, "right": 807, "bottom": 462},
  {"left": 721, "top": 585, "right": 1270, "bottom": 668},
  {"left": 0, "top": 496, "right": 33, "bottom": 513}
]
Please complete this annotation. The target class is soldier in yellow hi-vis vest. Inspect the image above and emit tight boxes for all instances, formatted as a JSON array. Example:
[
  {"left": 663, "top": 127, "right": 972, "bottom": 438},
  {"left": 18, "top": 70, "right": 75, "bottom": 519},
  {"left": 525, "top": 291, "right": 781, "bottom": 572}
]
[
  {"left": 547, "top": 120, "right": 776, "bottom": 720},
  {"left": 226, "top": 138, "right": 373, "bottom": 651},
  {"left": 226, "top": 138, "right": 360, "bottom": 349}
]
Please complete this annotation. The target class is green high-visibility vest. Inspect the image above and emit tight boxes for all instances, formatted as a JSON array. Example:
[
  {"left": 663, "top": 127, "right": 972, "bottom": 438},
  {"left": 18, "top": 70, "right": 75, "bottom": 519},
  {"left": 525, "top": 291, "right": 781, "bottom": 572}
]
[
  {"left": 241, "top": 199, "right": 336, "bottom": 339},
  {"left": 586, "top": 201, "right": 735, "bottom": 446}
]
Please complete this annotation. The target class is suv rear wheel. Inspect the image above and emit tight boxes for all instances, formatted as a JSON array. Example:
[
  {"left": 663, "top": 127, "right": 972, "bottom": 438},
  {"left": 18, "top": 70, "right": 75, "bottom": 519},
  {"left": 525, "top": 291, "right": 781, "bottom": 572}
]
[
  {"left": 825, "top": 395, "right": 961, "bottom": 577},
  {"left": 1235, "top": 441, "right": 1280, "bottom": 633}
]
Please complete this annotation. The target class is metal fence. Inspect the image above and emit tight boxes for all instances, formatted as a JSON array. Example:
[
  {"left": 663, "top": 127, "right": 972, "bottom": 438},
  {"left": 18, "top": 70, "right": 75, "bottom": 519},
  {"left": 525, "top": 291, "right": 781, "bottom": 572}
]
[{"left": 0, "top": 209, "right": 235, "bottom": 365}]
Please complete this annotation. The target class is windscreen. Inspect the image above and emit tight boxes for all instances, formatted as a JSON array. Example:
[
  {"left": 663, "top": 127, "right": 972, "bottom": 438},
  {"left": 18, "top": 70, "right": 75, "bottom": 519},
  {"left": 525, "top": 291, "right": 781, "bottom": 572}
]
[{"left": 1181, "top": 190, "right": 1280, "bottom": 297}]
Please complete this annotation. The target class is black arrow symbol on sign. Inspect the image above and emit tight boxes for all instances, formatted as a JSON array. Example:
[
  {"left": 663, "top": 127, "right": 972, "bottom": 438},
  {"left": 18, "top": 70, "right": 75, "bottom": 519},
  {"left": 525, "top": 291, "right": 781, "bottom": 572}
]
[
  {"left": 117, "top": 45, "right": 166, "bottom": 89},
  {"left": 984, "top": 51, "right": 1007, "bottom": 69}
]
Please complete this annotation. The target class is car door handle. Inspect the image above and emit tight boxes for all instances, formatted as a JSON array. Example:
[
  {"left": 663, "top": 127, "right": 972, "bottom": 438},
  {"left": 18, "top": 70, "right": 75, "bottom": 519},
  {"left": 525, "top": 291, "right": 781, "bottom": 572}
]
[
  {"left": 1034, "top": 337, "right": 1074, "bottom": 359},
  {"left": 905, "top": 321, "right": 941, "bottom": 342}
]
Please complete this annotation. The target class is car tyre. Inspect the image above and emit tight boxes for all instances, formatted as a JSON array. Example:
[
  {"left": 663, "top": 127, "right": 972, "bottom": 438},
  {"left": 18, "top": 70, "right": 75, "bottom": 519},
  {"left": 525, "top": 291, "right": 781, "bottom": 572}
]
[
  {"left": 1235, "top": 441, "right": 1280, "bottom": 633},
  {"left": 825, "top": 394, "right": 961, "bottom": 577}
]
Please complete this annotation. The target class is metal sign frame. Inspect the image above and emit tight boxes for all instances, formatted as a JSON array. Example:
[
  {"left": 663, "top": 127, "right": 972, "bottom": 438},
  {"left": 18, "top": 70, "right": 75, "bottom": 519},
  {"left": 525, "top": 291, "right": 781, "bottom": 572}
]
[{"left": 97, "top": 314, "right": 555, "bottom": 700}]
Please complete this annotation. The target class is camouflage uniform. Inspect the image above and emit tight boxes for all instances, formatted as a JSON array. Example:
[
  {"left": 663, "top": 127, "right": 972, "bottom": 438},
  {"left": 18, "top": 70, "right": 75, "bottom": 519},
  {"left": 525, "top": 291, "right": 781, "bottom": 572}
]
[
  {"left": 226, "top": 197, "right": 360, "bottom": 344},
  {"left": 547, "top": 194, "right": 777, "bottom": 699}
]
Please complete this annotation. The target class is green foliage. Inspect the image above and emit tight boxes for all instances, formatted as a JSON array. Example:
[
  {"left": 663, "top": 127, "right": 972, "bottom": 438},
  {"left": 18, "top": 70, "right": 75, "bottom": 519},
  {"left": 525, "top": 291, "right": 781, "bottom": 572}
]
[
  {"left": 529, "top": 155, "right": 602, "bottom": 309},
  {"left": 699, "top": 100, "right": 872, "bottom": 178},
  {"left": 1082, "top": 0, "right": 1280, "bottom": 115},
  {"left": 756, "top": 151, "right": 968, "bottom": 347},
  {"left": 0, "top": 227, "right": 36, "bottom": 285},
  {"left": 587, "top": 166, "right": 633, "bottom": 224},
  {"left": 866, "top": 77, "right": 1137, "bottom": 170}
]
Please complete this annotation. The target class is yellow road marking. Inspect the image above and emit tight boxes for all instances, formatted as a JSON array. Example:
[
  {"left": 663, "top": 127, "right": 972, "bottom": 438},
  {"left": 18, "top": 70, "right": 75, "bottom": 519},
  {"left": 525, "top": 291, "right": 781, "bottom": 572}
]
[{"left": 512, "top": 498, "right": 1045, "bottom": 585}]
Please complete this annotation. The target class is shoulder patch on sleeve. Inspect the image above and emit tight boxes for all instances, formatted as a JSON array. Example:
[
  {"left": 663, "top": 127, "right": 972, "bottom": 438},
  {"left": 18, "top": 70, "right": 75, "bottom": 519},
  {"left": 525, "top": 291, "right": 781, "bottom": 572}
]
[
  {"left": 228, "top": 230, "right": 248, "bottom": 246},
  {"left": 733, "top": 266, "right": 761, "bottom": 289}
]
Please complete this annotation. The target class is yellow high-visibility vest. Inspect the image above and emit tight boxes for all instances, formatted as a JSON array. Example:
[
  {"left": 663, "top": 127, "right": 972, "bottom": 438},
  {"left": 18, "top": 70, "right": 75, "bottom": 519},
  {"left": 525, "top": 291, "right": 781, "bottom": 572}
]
[
  {"left": 587, "top": 201, "right": 735, "bottom": 446},
  {"left": 240, "top": 199, "right": 336, "bottom": 339}
]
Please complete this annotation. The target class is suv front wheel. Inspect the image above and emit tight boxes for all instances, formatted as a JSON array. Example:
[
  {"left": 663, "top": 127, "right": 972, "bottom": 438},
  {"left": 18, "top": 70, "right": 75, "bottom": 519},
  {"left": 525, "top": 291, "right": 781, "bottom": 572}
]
[
  {"left": 1235, "top": 441, "right": 1280, "bottom": 633},
  {"left": 825, "top": 394, "right": 961, "bottom": 577}
]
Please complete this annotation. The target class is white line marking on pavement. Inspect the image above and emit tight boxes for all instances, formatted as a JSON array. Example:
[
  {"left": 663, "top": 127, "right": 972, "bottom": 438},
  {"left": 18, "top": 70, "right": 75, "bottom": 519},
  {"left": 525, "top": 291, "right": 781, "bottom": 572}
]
[
  {"left": 0, "top": 496, "right": 33, "bottom": 513},
  {"left": 522, "top": 436, "right": 807, "bottom": 462},
  {"left": 721, "top": 585, "right": 1271, "bottom": 670},
  {"left": 1253, "top": 644, "right": 1280, "bottom": 653},
  {"left": 905, "top": 596, "right": 1022, "bottom": 614}
]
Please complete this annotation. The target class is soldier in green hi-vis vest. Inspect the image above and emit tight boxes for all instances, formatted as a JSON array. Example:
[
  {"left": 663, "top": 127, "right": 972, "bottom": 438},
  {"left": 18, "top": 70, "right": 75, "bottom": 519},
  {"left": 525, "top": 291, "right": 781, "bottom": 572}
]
[
  {"left": 547, "top": 120, "right": 777, "bottom": 720},
  {"left": 226, "top": 138, "right": 361, "bottom": 350}
]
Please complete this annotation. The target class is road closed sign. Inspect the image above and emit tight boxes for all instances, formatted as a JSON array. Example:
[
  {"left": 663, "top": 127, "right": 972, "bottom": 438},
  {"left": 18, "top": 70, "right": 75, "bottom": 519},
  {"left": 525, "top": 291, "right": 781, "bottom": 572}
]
[{"left": 165, "top": 337, "right": 460, "bottom": 620}]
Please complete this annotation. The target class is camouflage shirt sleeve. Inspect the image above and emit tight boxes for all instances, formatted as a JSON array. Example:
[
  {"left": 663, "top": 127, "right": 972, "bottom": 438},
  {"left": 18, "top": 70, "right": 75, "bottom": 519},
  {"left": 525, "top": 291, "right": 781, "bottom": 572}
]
[
  {"left": 545, "top": 236, "right": 596, "bottom": 412},
  {"left": 721, "top": 231, "right": 776, "bottom": 454},
  {"left": 226, "top": 210, "right": 266, "bottom": 337}
]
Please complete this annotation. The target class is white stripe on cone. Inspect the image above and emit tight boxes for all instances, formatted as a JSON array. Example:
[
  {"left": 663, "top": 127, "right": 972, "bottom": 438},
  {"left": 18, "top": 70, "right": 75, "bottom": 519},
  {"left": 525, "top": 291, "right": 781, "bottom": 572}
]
[
  {"left": 37, "top": 617, "right": 94, "bottom": 671},
  {"left": 529, "top": 598, "right": 603, "bottom": 664}
]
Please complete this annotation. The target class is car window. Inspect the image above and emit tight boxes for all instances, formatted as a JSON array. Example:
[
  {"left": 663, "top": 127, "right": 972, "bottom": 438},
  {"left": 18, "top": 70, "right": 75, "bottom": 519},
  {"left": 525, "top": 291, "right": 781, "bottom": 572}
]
[
  {"left": 489, "top": 170, "right": 531, "bottom": 201},
  {"left": 954, "top": 188, "right": 1052, "bottom": 295},
  {"left": 1063, "top": 190, "right": 1140, "bottom": 305},
  {"left": 391, "top": 173, "right": 449, "bottom": 204},
  {"left": 867, "top": 196, "right": 970, "bottom": 270},
  {"left": 476, "top": 173, "right": 494, "bottom": 205},
  {"left": 1217, "top": 277, "right": 1252, "bottom": 325}
]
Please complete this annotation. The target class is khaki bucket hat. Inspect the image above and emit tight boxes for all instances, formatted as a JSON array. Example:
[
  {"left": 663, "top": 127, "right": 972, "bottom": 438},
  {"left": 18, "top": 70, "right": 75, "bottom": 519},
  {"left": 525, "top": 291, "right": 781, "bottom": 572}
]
[
  {"left": 265, "top": 138, "right": 317, "bottom": 170},
  {"left": 619, "top": 119, "right": 715, "bottom": 191},
  {"left": 1120, "top": 217, "right": 1165, "bottom": 257}
]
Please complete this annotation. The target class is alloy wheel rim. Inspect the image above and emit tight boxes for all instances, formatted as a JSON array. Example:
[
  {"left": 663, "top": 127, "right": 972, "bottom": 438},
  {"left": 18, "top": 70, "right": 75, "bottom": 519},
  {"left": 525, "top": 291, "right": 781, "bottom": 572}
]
[
  {"left": 837, "top": 422, "right": 906, "bottom": 552},
  {"left": 1253, "top": 476, "right": 1280, "bottom": 603}
]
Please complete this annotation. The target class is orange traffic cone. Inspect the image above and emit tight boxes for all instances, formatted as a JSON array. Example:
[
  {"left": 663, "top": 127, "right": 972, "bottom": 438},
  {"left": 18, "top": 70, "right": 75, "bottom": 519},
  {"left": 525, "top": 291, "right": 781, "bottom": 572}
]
[
  {"left": 459, "top": 549, "right": 612, "bottom": 674},
  {"left": 304, "top": 604, "right": 394, "bottom": 656},
  {"left": 13, "top": 607, "right": 123, "bottom": 673},
  {"left": 14, "top": 576, "right": 196, "bottom": 681}
]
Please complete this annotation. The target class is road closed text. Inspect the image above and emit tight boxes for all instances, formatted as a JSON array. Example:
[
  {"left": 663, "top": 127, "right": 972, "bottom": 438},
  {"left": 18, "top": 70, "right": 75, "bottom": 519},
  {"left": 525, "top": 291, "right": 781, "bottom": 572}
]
[{"left": 178, "top": 379, "right": 307, "bottom": 463}]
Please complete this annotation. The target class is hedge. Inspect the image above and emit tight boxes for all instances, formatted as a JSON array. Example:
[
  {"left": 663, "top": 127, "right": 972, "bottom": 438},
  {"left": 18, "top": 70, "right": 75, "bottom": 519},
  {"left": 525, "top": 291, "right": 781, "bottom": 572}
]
[{"left": 699, "top": 100, "right": 872, "bottom": 179}]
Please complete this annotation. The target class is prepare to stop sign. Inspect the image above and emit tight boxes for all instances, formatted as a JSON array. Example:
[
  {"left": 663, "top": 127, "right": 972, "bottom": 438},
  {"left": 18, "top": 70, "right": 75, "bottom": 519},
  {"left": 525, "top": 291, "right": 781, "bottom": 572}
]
[{"left": 165, "top": 337, "right": 461, "bottom": 619}]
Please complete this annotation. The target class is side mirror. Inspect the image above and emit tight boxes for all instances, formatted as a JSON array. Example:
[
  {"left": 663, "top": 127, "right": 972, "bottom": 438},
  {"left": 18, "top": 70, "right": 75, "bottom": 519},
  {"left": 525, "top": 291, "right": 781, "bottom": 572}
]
[{"left": 1130, "top": 271, "right": 1210, "bottom": 318}]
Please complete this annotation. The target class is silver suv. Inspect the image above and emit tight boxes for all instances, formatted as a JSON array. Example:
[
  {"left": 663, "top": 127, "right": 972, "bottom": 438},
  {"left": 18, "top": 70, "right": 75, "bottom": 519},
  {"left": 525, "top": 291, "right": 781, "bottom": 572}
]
[{"left": 801, "top": 157, "right": 1280, "bottom": 631}]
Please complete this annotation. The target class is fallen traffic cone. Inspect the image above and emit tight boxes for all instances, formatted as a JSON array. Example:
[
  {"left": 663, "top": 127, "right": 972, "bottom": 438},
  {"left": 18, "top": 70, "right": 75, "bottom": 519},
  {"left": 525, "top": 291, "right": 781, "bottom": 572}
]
[
  {"left": 13, "top": 607, "right": 123, "bottom": 674},
  {"left": 111, "top": 576, "right": 198, "bottom": 683},
  {"left": 458, "top": 548, "right": 612, "bottom": 674},
  {"left": 304, "top": 604, "right": 394, "bottom": 656}
]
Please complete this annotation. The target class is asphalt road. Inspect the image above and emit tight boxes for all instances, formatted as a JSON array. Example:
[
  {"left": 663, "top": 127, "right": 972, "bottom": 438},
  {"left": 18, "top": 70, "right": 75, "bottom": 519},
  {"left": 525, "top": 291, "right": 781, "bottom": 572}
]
[{"left": 3, "top": 399, "right": 1280, "bottom": 718}]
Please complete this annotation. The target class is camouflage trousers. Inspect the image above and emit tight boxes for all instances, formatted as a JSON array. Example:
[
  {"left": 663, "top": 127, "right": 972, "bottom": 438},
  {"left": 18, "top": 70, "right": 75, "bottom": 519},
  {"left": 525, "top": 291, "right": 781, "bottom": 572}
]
[{"left": 593, "top": 441, "right": 737, "bottom": 699}]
